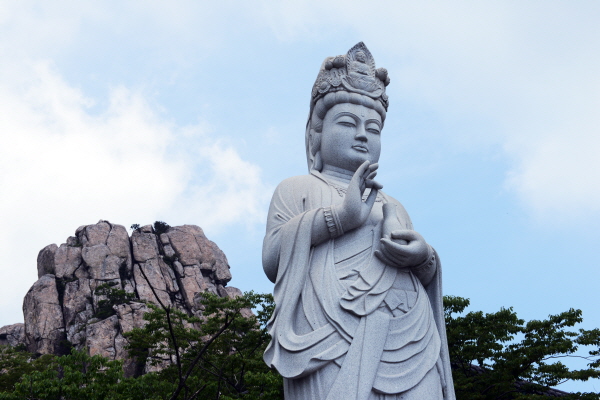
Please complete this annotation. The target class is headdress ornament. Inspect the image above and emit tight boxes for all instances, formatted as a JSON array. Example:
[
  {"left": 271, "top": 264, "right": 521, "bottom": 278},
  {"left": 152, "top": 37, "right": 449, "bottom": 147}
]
[{"left": 309, "top": 42, "right": 390, "bottom": 119}]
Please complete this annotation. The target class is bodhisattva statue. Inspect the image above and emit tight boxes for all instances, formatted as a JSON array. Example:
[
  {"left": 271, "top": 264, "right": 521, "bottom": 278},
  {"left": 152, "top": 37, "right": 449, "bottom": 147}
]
[{"left": 263, "top": 42, "right": 456, "bottom": 400}]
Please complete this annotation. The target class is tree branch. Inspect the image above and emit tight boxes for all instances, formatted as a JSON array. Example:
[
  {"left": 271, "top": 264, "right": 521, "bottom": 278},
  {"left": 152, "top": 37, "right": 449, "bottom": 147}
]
[
  {"left": 136, "top": 264, "right": 183, "bottom": 387},
  {"left": 169, "top": 314, "right": 235, "bottom": 400}
]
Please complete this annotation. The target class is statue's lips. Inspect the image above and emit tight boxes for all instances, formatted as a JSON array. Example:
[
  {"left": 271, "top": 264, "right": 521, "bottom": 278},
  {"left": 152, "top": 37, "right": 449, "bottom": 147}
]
[{"left": 352, "top": 145, "right": 368, "bottom": 152}]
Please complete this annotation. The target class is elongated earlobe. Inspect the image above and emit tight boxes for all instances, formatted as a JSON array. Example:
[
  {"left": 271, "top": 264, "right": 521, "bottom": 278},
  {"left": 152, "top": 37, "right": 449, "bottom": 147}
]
[
  {"left": 308, "top": 128, "right": 323, "bottom": 171},
  {"left": 313, "top": 151, "right": 322, "bottom": 171},
  {"left": 310, "top": 129, "right": 321, "bottom": 153}
]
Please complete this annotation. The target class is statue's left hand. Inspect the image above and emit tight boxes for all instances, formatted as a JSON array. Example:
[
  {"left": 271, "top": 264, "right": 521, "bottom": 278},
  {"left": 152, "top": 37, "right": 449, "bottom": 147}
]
[{"left": 375, "top": 230, "right": 431, "bottom": 269}]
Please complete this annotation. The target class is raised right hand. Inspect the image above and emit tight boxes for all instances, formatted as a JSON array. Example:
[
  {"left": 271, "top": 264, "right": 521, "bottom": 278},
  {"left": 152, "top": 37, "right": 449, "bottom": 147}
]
[{"left": 335, "top": 161, "right": 383, "bottom": 232}]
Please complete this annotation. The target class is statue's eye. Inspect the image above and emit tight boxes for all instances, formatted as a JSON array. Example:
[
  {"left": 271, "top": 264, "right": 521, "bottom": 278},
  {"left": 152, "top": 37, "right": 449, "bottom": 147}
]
[
  {"left": 366, "top": 123, "right": 381, "bottom": 134},
  {"left": 337, "top": 117, "right": 356, "bottom": 128}
]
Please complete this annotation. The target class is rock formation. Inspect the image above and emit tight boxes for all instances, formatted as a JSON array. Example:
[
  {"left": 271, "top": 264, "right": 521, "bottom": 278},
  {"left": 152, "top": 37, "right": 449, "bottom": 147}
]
[
  {"left": 0, "top": 323, "right": 26, "bottom": 348},
  {"left": 2, "top": 220, "right": 240, "bottom": 376}
]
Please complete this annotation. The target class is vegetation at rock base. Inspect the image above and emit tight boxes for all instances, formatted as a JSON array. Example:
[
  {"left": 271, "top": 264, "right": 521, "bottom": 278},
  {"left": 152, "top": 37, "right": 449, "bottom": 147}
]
[
  {"left": 0, "top": 294, "right": 599, "bottom": 399},
  {"left": 0, "top": 292, "right": 281, "bottom": 400},
  {"left": 124, "top": 291, "right": 281, "bottom": 400},
  {"left": 0, "top": 346, "right": 54, "bottom": 394}
]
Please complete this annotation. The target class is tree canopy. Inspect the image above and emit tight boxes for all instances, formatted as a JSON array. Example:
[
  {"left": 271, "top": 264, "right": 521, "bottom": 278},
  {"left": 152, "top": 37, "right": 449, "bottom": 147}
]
[
  {"left": 445, "top": 296, "right": 600, "bottom": 399},
  {"left": 0, "top": 293, "right": 598, "bottom": 399}
]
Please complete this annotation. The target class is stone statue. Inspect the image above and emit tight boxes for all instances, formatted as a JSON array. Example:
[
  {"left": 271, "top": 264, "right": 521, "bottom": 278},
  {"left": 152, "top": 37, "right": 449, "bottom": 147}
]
[{"left": 263, "top": 42, "right": 456, "bottom": 400}]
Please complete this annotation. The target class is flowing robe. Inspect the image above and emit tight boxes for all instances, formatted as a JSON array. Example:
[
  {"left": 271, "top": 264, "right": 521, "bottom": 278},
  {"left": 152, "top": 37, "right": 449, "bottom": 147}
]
[{"left": 263, "top": 171, "right": 455, "bottom": 400}]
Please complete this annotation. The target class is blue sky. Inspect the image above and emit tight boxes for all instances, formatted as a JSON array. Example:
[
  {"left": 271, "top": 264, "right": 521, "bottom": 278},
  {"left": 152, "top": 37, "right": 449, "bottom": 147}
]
[{"left": 1, "top": 1, "right": 599, "bottom": 392}]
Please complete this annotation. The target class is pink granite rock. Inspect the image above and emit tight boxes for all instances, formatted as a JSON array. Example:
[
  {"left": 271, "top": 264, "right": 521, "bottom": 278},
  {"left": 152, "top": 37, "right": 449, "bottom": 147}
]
[{"left": 2, "top": 220, "right": 243, "bottom": 377}]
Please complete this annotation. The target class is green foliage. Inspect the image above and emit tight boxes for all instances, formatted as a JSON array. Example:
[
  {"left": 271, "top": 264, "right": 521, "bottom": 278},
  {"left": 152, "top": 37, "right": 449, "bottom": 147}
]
[
  {"left": 93, "top": 282, "right": 136, "bottom": 320},
  {"left": 125, "top": 291, "right": 282, "bottom": 399},
  {"left": 153, "top": 221, "right": 171, "bottom": 235},
  {"left": 444, "top": 295, "right": 600, "bottom": 399},
  {"left": 130, "top": 224, "right": 140, "bottom": 231},
  {"left": 0, "top": 346, "right": 55, "bottom": 393},
  {"left": 0, "top": 349, "right": 174, "bottom": 400},
  {"left": 0, "top": 292, "right": 281, "bottom": 399},
  {"left": 2, "top": 293, "right": 598, "bottom": 399}
]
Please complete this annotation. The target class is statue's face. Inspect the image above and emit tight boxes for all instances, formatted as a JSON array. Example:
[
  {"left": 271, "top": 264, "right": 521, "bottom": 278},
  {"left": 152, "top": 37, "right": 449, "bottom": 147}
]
[{"left": 319, "top": 102, "right": 382, "bottom": 172}]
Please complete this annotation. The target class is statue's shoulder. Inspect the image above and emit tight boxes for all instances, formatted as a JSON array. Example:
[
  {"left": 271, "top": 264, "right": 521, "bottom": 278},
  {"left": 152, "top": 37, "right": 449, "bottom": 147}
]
[
  {"left": 275, "top": 174, "right": 326, "bottom": 194},
  {"left": 270, "top": 174, "right": 328, "bottom": 209}
]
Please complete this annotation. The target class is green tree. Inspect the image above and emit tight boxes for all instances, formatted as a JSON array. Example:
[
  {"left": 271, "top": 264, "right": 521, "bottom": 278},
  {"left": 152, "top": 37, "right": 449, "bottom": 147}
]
[
  {"left": 93, "top": 282, "right": 136, "bottom": 320},
  {"left": 0, "top": 291, "right": 281, "bottom": 400},
  {"left": 0, "top": 349, "right": 161, "bottom": 400},
  {"left": 0, "top": 346, "right": 55, "bottom": 393},
  {"left": 3, "top": 294, "right": 599, "bottom": 399},
  {"left": 445, "top": 296, "right": 600, "bottom": 399},
  {"left": 125, "top": 291, "right": 282, "bottom": 400}
]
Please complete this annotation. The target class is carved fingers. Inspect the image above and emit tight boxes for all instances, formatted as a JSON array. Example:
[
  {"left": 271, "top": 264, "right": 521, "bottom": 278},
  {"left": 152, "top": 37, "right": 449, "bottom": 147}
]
[
  {"left": 337, "top": 161, "right": 382, "bottom": 232},
  {"left": 362, "top": 162, "right": 383, "bottom": 191},
  {"left": 375, "top": 229, "right": 431, "bottom": 269}
]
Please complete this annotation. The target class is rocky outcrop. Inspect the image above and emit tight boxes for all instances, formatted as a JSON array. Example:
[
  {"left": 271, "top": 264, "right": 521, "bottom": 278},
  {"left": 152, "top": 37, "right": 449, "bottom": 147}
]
[
  {"left": 2, "top": 221, "right": 238, "bottom": 376},
  {"left": 22, "top": 274, "right": 66, "bottom": 354},
  {"left": 0, "top": 323, "right": 26, "bottom": 347}
]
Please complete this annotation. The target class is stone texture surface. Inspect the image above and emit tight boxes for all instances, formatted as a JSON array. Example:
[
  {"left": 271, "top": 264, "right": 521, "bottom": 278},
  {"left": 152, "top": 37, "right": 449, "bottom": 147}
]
[
  {"left": 261, "top": 42, "right": 455, "bottom": 399},
  {"left": 164, "top": 225, "right": 232, "bottom": 283},
  {"left": 1, "top": 220, "right": 238, "bottom": 376},
  {"left": 22, "top": 274, "right": 65, "bottom": 354},
  {"left": 0, "top": 323, "right": 26, "bottom": 347},
  {"left": 54, "top": 243, "right": 82, "bottom": 280},
  {"left": 37, "top": 244, "right": 57, "bottom": 278}
]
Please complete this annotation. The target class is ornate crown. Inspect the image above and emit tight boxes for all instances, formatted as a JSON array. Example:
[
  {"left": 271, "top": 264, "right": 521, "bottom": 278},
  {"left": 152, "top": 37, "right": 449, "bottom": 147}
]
[{"left": 310, "top": 42, "right": 390, "bottom": 115}]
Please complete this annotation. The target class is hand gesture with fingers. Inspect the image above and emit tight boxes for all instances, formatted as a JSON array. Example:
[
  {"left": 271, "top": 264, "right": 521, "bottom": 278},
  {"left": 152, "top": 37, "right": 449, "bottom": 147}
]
[{"left": 335, "top": 161, "right": 383, "bottom": 233}]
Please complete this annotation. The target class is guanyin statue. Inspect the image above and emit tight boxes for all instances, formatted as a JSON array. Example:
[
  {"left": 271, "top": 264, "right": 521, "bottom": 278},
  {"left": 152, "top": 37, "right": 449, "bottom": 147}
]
[{"left": 262, "top": 42, "right": 456, "bottom": 400}]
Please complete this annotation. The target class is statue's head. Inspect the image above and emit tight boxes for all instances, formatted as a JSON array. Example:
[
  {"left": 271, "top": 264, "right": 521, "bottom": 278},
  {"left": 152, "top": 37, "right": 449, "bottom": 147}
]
[{"left": 306, "top": 42, "right": 390, "bottom": 172}]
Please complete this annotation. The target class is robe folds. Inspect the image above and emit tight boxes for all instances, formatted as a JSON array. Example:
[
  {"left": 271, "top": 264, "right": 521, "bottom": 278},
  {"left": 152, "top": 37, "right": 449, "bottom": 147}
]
[{"left": 263, "top": 171, "right": 456, "bottom": 400}]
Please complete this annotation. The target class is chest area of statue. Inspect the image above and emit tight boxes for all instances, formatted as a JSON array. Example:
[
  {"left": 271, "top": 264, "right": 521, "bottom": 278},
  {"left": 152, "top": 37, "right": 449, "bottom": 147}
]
[{"left": 327, "top": 190, "right": 415, "bottom": 294}]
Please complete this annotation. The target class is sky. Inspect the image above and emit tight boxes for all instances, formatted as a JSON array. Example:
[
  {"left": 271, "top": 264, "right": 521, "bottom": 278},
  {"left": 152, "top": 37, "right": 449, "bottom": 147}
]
[{"left": 1, "top": 0, "right": 599, "bottom": 393}]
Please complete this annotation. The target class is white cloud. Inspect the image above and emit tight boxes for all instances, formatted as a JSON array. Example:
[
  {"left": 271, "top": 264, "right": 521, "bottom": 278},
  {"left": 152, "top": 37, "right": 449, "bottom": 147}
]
[
  {"left": 176, "top": 143, "right": 272, "bottom": 230},
  {"left": 255, "top": 1, "right": 600, "bottom": 222},
  {"left": 2, "top": 0, "right": 599, "bottom": 327},
  {"left": 506, "top": 127, "right": 600, "bottom": 221},
  {"left": 0, "top": 61, "right": 269, "bottom": 326}
]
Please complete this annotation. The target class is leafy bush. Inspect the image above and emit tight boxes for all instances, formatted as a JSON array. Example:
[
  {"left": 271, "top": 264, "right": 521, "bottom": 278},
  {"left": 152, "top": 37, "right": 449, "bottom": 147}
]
[
  {"left": 125, "top": 291, "right": 282, "bottom": 400},
  {"left": 93, "top": 282, "right": 136, "bottom": 320},
  {"left": 445, "top": 296, "right": 600, "bottom": 399},
  {"left": 2, "top": 293, "right": 599, "bottom": 399},
  {"left": 0, "top": 346, "right": 55, "bottom": 393},
  {"left": 153, "top": 221, "right": 171, "bottom": 235},
  {"left": 0, "top": 349, "right": 172, "bottom": 400}
]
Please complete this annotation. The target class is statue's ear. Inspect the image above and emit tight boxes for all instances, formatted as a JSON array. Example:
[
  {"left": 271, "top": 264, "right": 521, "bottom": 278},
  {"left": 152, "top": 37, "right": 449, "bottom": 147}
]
[
  {"left": 313, "top": 150, "right": 322, "bottom": 171},
  {"left": 309, "top": 128, "right": 321, "bottom": 156},
  {"left": 308, "top": 128, "right": 323, "bottom": 171}
]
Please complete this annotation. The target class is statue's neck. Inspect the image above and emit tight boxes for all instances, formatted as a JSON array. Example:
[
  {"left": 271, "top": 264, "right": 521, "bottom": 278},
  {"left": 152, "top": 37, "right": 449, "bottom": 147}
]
[{"left": 321, "top": 165, "right": 353, "bottom": 185}]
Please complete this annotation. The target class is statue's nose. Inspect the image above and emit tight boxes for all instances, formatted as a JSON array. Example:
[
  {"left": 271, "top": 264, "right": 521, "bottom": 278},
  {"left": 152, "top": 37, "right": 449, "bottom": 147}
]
[{"left": 354, "top": 125, "right": 367, "bottom": 141}]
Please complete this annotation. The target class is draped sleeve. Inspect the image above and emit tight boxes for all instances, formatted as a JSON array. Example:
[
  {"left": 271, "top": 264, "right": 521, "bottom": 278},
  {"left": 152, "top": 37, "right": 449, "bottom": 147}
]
[
  {"left": 263, "top": 174, "right": 348, "bottom": 378},
  {"left": 263, "top": 176, "right": 310, "bottom": 283}
]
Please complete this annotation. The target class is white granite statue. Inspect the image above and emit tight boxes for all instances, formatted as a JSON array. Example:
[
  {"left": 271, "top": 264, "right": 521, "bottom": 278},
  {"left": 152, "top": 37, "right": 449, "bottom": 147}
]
[{"left": 263, "top": 42, "right": 456, "bottom": 400}]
